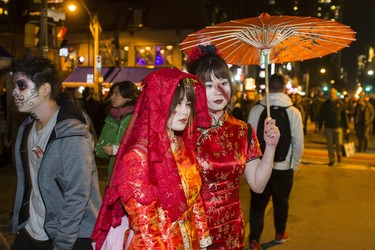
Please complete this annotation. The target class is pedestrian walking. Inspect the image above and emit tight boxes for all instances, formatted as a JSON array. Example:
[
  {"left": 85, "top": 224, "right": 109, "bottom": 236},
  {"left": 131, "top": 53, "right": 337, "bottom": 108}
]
[
  {"left": 353, "top": 93, "right": 374, "bottom": 152},
  {"left": 10, "top": 54, "right": 101, "bottom": 250},
  {"left": 95, "top": 81, "right": 139, "bottom": 181},
  {"left": 247, "top": 73, "right": 304, "bottom": 250},
  {"left": 312, "top": 88, "right": 326, "bottom": 132},
  {"left": 318, "top": 88, "right": 350, "bottom": 166}
]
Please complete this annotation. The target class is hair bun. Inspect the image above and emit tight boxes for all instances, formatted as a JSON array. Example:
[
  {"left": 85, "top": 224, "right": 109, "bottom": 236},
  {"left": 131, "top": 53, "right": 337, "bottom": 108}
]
[
  {"left": 186, "top": 44, "right": 222, "bottom": 74},
  {"left": 199, "top": 44, "right": 217, "bottom": 55}
]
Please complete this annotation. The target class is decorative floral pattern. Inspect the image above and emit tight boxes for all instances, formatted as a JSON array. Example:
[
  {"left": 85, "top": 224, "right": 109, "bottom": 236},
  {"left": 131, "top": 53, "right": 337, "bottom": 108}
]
[
  {"left": 196, "top": 113, "right": 262, "bottom": 249},
  {"left": 122, "top": 138, "right": 211, "bottom": 249}
]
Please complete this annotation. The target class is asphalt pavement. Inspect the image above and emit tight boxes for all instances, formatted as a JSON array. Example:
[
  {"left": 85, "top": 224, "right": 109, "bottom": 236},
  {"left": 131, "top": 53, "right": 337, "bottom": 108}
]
[
  {"left": 240, "top": 121, "right": 375, "bottom": 250},
  {"left": 0, "top": 120, "right": 374, "bottom": 249}
]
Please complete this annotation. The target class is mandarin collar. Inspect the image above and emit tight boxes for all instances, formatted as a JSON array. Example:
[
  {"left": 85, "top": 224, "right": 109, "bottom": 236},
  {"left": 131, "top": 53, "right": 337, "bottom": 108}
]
[{"left": 210, "top": 112, "right": 228, "bottom": 127}]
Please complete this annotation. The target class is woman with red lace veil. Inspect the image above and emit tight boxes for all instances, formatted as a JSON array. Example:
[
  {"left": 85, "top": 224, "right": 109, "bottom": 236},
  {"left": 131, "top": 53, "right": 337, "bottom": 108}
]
[
  {"left": 91, "top": 68, "right": 212, "bottom": 249},
  {"left": 186, "top": 45, "right": 280, "bottom": 249}
]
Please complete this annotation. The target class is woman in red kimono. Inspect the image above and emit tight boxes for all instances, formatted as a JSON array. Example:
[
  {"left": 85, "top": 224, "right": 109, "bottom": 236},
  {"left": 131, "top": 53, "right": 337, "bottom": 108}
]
[
  {"left": 91, "top": 68, "right": 212, "bottom": 249},
  {"left": 186, "top": 45, "right": 280, "bottom": 249}
]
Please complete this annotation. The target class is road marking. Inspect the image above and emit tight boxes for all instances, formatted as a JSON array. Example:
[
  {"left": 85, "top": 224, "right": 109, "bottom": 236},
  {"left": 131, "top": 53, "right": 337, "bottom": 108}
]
[{"left": 302, "top": 161, "right": 374, "bottom": 171}]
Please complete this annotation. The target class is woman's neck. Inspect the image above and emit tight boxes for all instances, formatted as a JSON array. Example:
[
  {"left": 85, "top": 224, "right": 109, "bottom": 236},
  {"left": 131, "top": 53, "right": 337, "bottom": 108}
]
[
  {"left": 209, "top": 108, "right": 225, "bottom": 122},
  {"left": 167, "top": 130, "right": 179, "bottom": 152}
]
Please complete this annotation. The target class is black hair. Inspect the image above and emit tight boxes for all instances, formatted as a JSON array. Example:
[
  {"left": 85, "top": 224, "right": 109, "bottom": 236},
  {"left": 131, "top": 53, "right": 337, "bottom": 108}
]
[
  {"left": 109, "top": 80, "right": 140, "bottom": 107},
  {"left": 11, "top": 53, "right": 60, "bottom": 100},
  {"left": 269, "top": 73, "right": 286, "bottom": 93},
  {"left": 186, "top": 45, "right": 234, "bottom": 103}
]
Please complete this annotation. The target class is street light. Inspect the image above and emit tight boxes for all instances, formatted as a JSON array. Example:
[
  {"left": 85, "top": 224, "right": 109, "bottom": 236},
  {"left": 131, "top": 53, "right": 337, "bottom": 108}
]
[{"left": 68, "top": 0, "right": 101, "bottom": 97}]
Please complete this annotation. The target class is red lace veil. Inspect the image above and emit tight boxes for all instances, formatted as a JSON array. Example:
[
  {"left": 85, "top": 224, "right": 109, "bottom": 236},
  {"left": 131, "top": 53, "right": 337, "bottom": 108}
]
[{"left": 92, "top": 68, "right": 210, "bottom": 247}]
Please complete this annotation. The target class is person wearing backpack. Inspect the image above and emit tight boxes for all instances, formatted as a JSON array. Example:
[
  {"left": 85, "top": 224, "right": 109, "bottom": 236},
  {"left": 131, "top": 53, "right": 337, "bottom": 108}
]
[{"left": 247, "top": 73, "right": 304, "bottom": 250}]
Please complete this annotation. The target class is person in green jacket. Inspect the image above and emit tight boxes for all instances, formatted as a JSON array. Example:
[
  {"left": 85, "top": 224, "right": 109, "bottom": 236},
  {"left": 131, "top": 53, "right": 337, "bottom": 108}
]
[{"left": 96, "top": 81, "right": 140, "bottom": 180}]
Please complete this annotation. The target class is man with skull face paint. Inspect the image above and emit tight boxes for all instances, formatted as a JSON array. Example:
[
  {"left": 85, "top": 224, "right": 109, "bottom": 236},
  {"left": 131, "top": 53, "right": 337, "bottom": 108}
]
[
  {"left": 187, "top": 45, "right": 280, "bottom": 249},
  {"left": 10, "top": 54, "right": 101, "bottom": 250}
]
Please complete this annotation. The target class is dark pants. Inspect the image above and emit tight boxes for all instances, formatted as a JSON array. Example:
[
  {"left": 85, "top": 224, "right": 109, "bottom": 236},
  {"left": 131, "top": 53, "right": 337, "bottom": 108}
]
[
  {"left": 325, "top": 127, "right": 343, "bottom": 164},
  {"left": 11, "top": 227, "right": 93, "bottom": 250},
  {"left": 355, "top": 125, "right": 370, "bottom": 152},
  {"left": 249, "top": 169, "right": 294, "bottom": 242}
]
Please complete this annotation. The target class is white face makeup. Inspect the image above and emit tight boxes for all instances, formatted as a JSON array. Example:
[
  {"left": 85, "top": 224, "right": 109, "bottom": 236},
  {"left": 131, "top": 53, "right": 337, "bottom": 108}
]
[
  {"left": 110, "top": 87, "right": 129, "bottom": 108},
  {"left": 204, "top": 73, "right": 231, "bottom": 114},
  {"left": 167, "top": 94, "right": 192, "bottom": 132},
  {"left": 12, "top": 74, "right": 40, "bottom": 113}
]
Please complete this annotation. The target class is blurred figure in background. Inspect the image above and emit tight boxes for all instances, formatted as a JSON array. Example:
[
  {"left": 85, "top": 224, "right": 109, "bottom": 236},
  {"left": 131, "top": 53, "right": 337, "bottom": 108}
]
[
  {"left": 318, "top": 88, "right": 350, "bottom": 166},
  {"left": 312, "top": 88, "right": 327, "bottom": 133},
  {"left": 342, "top": 94, "right": 356, "bottom": 142},
  {"left": 290, "top": 94, "right": 305, "bottom": 133},
  {"left": 243, "top": 90, "right": 259, "bottom": 121},
  {"left": 369, "top": 93, "right": 375, "bottom": 134},
  {"left": 95, "top": 81, "right": 139, "bottom": 180},
  {"left": 81, "top": 87, "right": 106, "bottom": 136},
  {"left": 230, "top": 90, "right": 246, "bottom": 121},
  {"left": 353, "top": 93, "right": 374, "bottom": 152}
]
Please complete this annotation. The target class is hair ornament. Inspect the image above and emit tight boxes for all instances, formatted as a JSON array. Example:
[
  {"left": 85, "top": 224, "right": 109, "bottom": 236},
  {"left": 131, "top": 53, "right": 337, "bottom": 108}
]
[
  {"left": 187, "top": 44, "right": 222, "bottom": 64},
  {"left": 182, "top": 78, "right": 198, "bottom": 89},
  {"left": 187, "top": 46, "right": 204, "bottom": 64}
]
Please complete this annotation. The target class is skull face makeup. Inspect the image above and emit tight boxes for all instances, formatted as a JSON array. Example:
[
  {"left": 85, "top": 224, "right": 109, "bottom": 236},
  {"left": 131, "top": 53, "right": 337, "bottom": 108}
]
[{"left": 12, "top": 74, "right": 40, "bottom": 113}]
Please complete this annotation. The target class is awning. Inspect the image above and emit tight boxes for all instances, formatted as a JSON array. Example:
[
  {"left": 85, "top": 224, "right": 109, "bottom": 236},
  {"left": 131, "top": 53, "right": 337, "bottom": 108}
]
[
  {"left": 106, "top": 67, "right": 157, "bottom": 84},
  {"left": 62, "top": 67, "right": 159, "bottom": 88},
  {"left": 62, "top": 67, "right": 111, "bottom": 88}
]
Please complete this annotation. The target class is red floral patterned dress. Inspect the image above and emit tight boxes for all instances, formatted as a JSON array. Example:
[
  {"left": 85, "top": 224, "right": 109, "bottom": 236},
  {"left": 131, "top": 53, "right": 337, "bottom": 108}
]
[
  {"left": 122, "top": 138, "right": 212, "bottom": 249},
  {"left": 196, "top": 113, "right": 262, "bottom": 249}
]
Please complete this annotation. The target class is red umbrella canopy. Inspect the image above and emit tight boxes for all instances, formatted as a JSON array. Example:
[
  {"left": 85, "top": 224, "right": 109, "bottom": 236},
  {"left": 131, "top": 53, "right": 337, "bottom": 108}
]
[{"left": 180, "top": 13, "right": 356, "bottom": 65}]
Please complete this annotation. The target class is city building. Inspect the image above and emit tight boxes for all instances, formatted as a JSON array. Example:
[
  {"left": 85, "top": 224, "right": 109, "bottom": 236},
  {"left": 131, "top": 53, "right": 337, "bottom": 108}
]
[{"left": 0, "top": 0, "right": 370, "bottom": 95}]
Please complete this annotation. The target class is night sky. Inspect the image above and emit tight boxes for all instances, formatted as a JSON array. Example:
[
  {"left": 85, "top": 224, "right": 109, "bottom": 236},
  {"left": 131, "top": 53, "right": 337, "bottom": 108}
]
[{"left": 342, "top": 0, "right": 375, "bottom": 84}]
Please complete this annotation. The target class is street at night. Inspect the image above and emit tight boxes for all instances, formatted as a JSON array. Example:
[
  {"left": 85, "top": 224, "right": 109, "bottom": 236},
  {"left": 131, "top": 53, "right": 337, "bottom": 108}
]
[
  {"left": 1, "top": 121, "right": 374, "bottom": 250},
  {"left": 0, "top": 1, "right": 375, "bottom": 249}
]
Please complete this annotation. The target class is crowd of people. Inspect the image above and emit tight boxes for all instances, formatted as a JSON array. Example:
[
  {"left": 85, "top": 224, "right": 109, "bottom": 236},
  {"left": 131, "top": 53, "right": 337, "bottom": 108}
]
[
  {"left": 230, "top": 85, "right": 375, "bottom": 154},
  {"left": 1, "top": 47, "right": 373, "bottom": 250}
]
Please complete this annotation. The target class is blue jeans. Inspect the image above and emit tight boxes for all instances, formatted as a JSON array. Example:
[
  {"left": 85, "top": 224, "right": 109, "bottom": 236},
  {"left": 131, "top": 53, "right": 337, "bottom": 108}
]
[
  {"left": 249, "top": 169, "right": 294, "bottom": 242},
  {"left": 325, "top": 127, "right": 343, "bottom": 163}
]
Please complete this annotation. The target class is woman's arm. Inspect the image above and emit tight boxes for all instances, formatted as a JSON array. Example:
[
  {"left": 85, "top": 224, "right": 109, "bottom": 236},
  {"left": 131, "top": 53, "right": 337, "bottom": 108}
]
[
  {"left": 95, "top": 121, "right": 111, "bottom": 158},
  {"left": 244, "top": 119, "right": 279, "bottom": 193}
]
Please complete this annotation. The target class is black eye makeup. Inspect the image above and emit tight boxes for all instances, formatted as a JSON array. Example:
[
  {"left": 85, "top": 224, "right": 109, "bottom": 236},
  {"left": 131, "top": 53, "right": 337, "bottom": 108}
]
[{"left": 15, "top": 79, "right": 28, "bottom": 91}]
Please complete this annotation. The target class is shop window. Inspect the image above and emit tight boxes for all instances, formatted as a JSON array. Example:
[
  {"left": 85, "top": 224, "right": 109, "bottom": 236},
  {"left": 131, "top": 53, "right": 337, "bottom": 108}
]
[
  {"left": 119, "top": 45, "right": 129, "bottom": 66},
  {"left": 135, "top": 45, "right": 174, "bottom": 67},
  {"left": 99, "top": 43, "right": 129, "bottom": 67}
]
